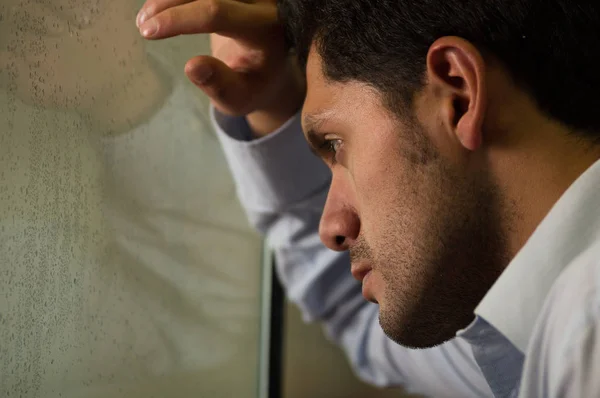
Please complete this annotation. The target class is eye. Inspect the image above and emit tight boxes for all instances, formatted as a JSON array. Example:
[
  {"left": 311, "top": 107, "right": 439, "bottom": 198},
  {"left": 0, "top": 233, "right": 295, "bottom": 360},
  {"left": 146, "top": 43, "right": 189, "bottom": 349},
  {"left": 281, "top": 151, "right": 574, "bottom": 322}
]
[{"left": 320, "top": 138, "right": 343, "bottom": 164}]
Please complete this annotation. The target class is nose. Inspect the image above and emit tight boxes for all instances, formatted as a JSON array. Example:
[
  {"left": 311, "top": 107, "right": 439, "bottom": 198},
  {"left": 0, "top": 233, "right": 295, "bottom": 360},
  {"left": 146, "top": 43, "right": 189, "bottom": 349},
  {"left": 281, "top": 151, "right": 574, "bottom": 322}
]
[{"left": 319, "top": 176, "right": 360, "bottom": 252}]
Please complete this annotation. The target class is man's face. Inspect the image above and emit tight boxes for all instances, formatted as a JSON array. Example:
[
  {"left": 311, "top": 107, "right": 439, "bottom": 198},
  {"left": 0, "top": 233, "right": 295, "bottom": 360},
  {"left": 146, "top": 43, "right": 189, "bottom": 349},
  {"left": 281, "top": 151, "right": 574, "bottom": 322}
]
[{"left": 303, "top": 49, "right": 509, "bottom": 348}]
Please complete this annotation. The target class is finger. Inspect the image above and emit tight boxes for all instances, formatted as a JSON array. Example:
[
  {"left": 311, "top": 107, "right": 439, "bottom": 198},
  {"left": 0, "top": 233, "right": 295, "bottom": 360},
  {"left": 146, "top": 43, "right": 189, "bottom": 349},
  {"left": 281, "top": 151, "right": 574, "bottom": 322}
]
[
  {"left": 185, "top": 55, "right": 258, "bottom": 115},
  {"left": 138, "top": 0, "right": 276, "bottom": 40},
  {"left": 136, "top": 0, "right": 195, "bottom": 28},
  {"left": 138, "top": 0, "right": 257, "bottom": 26}
]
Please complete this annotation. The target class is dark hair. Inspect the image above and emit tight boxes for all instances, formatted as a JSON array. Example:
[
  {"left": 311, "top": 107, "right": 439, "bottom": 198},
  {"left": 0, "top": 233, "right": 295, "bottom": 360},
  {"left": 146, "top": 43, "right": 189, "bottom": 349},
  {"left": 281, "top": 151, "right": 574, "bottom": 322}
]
[{"left": 279, "top": 0, "right": 600, "bottom": 140}]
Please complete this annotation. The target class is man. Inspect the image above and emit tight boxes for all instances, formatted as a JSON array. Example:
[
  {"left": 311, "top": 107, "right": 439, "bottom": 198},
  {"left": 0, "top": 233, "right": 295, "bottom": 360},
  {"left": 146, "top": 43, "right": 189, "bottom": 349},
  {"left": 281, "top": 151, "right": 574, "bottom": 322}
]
[{"left": 138, "top": 0, "right": 600, "bottom": 397}]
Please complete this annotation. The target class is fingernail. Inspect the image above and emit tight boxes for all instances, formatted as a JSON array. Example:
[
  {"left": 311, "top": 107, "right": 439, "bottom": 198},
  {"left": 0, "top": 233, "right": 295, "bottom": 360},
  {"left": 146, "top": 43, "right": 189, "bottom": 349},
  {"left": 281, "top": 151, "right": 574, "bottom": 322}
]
[
  {"left": 140, "top": 18, "right": 158, "bottom": 38},
  {"left": 192, "top": 65, "right": 213, "bottom": 84},
  {"left": 136, "top": 10, "right": 147, "bottom": 28}
]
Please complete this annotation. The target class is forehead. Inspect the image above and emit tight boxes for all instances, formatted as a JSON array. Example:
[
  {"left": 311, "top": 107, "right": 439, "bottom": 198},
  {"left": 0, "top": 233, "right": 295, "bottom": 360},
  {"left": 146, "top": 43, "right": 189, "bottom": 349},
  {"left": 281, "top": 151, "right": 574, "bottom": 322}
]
[{"left": 302, "top": 46, "right": 393, "bottom": 131}]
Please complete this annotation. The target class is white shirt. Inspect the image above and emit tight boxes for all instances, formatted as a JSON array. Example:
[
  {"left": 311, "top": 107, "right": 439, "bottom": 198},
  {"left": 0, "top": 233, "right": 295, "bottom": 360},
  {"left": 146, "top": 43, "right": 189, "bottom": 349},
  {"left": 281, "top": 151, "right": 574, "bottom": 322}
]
[{"left": 459, "top": 159, "right": 600, "bottom": 397}]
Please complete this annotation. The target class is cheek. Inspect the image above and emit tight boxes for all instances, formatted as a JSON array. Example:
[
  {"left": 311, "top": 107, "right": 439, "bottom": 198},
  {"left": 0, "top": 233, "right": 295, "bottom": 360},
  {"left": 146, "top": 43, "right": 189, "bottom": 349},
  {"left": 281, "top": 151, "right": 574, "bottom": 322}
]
[
  {"left": 351, "top": 148, "right": 412, "bottom": 239},
  {"left": 351, "top": 139, "right": 441, "bottom": 256}
]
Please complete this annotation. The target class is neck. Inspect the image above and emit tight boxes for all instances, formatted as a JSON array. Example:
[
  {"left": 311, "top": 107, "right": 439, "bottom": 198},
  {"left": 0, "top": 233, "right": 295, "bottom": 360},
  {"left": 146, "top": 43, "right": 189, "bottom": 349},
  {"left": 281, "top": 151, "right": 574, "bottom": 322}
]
[{"left": 495, "top": 124, "right": 600, "bottom": 259}]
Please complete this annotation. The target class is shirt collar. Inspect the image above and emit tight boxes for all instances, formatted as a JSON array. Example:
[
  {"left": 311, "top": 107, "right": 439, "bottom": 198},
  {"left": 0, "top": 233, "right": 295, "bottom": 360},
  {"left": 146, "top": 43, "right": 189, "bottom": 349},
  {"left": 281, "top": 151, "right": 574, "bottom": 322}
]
[{"left": 471, "top": 159, "right": 600, "bottom": 353}]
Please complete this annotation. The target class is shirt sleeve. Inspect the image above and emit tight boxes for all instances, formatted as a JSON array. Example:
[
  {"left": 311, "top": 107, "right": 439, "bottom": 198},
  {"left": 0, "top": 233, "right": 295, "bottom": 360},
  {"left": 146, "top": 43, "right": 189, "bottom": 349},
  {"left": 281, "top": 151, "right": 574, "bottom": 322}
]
[{"left": 211, "top": 108, "right": 492, "bottom": 398}]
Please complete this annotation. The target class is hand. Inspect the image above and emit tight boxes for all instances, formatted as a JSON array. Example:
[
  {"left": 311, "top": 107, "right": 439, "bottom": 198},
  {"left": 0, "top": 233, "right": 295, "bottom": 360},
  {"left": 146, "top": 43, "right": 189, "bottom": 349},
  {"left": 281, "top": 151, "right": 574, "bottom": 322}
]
[{"left": 136, "top": 0, "right": 305, "bottom": 136}]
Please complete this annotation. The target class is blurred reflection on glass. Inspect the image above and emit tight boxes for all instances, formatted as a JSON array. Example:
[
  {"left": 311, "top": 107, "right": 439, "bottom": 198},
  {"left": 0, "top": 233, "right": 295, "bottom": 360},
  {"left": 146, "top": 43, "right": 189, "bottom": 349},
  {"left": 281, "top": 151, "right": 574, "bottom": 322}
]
[{"left": 0, "top": 1, "right": 263, "bottom": 397}]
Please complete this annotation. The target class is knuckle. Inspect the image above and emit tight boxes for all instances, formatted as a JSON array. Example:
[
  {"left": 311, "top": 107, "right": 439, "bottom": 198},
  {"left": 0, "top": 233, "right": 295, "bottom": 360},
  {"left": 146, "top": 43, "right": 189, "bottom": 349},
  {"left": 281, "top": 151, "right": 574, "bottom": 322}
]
[{"left": 203, "top": 0, "right": 221, "bottom": 27}]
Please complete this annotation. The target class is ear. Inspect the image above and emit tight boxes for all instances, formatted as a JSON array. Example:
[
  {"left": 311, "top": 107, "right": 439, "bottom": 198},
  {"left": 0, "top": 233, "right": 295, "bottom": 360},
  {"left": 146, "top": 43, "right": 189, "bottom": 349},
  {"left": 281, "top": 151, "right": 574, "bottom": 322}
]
[{"left": 426, "top": 37, "right": 487, "bottom": 151}]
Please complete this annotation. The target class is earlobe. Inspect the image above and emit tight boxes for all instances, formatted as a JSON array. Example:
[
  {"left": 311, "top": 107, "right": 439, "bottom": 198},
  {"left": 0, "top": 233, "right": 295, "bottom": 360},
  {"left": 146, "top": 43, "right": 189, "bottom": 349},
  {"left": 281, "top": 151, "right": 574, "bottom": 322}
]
[{"left": 426, "top": 37, "right": 487, "bottom": 152}]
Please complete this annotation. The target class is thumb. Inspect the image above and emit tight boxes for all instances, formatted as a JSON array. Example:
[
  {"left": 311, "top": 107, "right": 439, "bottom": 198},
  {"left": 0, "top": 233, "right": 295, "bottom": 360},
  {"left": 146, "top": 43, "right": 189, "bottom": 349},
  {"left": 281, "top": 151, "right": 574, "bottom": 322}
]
[{"left": 184, "top": 55, "right": 256, "bottom": 116}]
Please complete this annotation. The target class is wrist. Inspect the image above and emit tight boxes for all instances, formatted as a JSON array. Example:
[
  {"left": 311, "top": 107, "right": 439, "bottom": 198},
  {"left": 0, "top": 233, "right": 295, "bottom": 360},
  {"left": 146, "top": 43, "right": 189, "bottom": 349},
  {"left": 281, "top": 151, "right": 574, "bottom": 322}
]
[{"left": 246, "top": 63, "right": 305, "bottom": 137}]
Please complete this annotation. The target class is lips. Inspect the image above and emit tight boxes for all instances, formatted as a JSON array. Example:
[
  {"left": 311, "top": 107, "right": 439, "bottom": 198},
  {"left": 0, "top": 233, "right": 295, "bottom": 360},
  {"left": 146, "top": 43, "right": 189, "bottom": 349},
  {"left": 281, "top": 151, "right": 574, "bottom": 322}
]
[
  {"left": 351, "top": 262, "right": 372, "bottom": 283},
  {"left": 351, "top": 263, "right": 377, "bottom": 302}
]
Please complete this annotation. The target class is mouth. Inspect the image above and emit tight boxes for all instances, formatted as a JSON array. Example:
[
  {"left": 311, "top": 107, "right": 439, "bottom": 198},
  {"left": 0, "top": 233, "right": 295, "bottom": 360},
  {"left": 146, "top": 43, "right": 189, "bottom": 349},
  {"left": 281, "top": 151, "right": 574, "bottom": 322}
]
[
  {"left": 350, "top": 262, "right": 372, "bottom": 283},
  {"left": 351, "top": 261, "right": 377, "bottom": 302}
]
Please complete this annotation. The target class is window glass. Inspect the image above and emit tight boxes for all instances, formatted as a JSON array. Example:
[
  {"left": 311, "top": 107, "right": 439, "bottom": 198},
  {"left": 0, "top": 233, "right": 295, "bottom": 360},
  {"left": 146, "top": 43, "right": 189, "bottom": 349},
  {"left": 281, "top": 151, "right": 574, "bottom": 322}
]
[{"left": 0, "top": 1, "right": 263, "bottom": 397}]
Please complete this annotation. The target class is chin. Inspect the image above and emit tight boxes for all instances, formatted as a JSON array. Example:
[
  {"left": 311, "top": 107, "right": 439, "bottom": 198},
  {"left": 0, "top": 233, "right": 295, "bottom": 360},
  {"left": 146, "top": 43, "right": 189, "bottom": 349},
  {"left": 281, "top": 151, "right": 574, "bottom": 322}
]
[
  {"left": 378, "top": 301, "right": 469, "bottom": 349},
  {"left": 379, "top": 319, "right": 459, "bottom": 349}
]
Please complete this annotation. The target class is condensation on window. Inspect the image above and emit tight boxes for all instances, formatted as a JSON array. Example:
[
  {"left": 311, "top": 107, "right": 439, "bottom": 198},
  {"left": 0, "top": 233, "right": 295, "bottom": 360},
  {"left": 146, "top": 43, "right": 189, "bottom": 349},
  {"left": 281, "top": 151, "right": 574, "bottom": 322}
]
[{"left": 0, "top": 1, "right": 263, "bottom": 397}]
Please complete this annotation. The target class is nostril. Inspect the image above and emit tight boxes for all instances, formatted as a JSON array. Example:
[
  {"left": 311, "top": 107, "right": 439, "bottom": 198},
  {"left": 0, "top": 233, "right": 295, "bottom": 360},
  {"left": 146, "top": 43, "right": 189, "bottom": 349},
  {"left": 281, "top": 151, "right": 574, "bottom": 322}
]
[{"left": 335, "top": 235, "right": 345, "bottom": 246}]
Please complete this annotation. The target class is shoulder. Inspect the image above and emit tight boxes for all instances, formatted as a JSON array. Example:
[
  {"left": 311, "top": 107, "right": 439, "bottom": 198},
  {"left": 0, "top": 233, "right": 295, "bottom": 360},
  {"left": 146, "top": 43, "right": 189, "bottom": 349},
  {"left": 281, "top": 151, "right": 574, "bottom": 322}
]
[
  {"left": 522, "top": 242, "right": 600, "bottom": 396},
  {"left": 539, "top": 241, "right": 600, "bottom": 352}
]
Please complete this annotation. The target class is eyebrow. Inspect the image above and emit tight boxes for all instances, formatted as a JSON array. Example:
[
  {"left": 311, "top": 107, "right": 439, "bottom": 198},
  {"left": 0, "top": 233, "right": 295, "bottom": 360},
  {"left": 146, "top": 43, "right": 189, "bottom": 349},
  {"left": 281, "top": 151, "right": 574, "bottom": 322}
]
[{"left": 302, "top": 111, "right": 336, "bottom": 157}]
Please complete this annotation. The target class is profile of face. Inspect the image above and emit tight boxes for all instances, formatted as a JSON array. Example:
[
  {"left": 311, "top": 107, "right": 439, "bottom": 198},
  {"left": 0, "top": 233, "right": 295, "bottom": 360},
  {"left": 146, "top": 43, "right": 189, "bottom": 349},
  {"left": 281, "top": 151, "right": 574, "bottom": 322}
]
[
  {"left": 0, "top": 0, "right": 144, "bottom": 110},
  {"left": 303, "top": 43, "right": 512, "bottom": 348}
]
